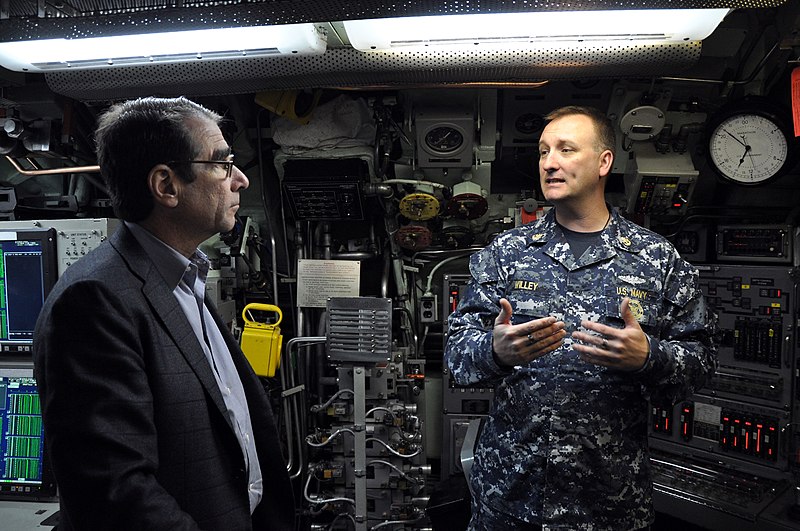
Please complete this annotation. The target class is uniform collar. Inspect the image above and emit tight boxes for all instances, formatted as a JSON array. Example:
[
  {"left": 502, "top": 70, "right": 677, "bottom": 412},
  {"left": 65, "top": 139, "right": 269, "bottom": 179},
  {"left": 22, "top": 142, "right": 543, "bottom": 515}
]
[{"left": 529, "top": 205, "right": 645, "bottom": 253}]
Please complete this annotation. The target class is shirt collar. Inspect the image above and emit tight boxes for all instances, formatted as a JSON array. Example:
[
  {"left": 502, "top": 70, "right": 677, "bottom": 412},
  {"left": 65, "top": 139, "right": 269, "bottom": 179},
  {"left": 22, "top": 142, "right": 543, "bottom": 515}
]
[{"left": 124, "top": 221, "right": 209, "bottom": 290}]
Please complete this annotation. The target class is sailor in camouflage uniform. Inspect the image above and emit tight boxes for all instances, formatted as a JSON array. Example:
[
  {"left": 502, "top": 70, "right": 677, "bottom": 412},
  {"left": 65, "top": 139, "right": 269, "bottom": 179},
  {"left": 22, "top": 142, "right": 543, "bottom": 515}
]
[{"left": 445, "top": 106, "right": 717, "bottom": 530}]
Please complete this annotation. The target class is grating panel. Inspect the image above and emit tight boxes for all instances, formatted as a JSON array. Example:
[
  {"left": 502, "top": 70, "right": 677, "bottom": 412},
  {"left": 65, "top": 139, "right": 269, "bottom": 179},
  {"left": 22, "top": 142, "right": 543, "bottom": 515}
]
[
  {"left": 44, "top": 43, "right": 702, "bottom": 101},
  {"left": 326, "top": 297, "right": 391, "bottom": 364}
]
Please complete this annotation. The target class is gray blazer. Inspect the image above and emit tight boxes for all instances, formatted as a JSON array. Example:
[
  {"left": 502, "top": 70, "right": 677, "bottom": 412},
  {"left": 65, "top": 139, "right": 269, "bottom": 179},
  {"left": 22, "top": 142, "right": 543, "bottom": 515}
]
[{"left": 33, "top": 224, "right": 295, "bottom": 531}]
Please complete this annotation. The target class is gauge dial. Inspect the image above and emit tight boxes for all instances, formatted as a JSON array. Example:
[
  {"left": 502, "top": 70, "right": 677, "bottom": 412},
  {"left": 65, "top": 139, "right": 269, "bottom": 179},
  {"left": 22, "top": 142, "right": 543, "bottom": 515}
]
[
  {"left": 514, "top": 113, "right": 543, "bottom": 135},
  {"left": 707, "top": 102, "right": 794, "bottom": 185},
  {"left": 424, "top": 126, "right": 464, "bottom": 154}
]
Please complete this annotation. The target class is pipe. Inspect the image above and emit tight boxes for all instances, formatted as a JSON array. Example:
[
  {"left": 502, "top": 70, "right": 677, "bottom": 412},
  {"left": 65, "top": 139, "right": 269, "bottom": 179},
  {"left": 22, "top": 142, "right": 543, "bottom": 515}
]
[
  {"left": 363, "top": 182, "right": 394, "bottom": 198},
  {"left": 283, "top": 336, "right": 327, "bottom": 479},
  {"left": 331, "top": 251, "right": 376, "bottom": 260},
  {"left": 381, "top": 178, "right": 448, "bottom": 190},
  {"left": 255, "top": 109, "right": 280, "bottom": 305},
  {"left": 5, "top": 155, "right": 108, "bottom": 193},
  {"left": 5, "top": 155, "right": 99, "bottom": 175}
]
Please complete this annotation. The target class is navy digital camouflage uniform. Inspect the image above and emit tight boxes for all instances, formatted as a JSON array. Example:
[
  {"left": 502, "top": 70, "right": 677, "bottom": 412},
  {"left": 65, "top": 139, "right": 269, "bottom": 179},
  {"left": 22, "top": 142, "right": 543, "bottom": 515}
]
[{"left": 445, "top": 207, "right": 717, "bottom": 531}]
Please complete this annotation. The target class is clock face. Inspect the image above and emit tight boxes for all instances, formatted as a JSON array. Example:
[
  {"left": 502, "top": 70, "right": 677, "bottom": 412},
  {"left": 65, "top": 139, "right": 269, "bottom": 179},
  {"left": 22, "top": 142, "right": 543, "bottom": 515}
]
[
  {"left": 424, "top": 126, "right": 464, "bottom": 154},
  {"left": 708, "top": 113, "right": 790, "bottom": 185}
]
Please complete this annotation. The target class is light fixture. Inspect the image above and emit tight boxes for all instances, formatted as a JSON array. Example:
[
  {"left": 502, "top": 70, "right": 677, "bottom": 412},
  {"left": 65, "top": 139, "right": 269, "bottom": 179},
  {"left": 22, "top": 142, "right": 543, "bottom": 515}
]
[
  {"left": 0, "top": 23, "right": 326, "bottom": 72},
  {"left": 343, "top": 9, "right": 731, "bottom": 52}
]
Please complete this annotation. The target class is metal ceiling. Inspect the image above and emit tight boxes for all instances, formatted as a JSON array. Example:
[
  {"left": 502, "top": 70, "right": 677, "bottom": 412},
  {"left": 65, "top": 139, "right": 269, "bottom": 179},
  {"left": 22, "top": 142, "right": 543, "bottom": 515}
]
[
  {"left": 0, "top": 0, "right": 792, "bottom": 102},
  {"left": 0, "top": 1, "right": 789, "bottom": 22}
]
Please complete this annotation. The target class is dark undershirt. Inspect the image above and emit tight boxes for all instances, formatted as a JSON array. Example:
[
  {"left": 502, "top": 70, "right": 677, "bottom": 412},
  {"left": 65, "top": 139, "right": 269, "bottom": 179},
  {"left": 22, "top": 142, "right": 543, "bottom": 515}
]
[{"left": 559, "top": 224, "right": 603, "bottom": 260}]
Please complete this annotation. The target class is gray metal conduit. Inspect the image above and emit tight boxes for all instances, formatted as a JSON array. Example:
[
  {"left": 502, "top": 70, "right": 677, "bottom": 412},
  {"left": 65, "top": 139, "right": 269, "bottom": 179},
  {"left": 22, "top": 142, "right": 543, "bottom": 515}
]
[{"left": 281, "top": 336, "right": 326, "bottom": 479}]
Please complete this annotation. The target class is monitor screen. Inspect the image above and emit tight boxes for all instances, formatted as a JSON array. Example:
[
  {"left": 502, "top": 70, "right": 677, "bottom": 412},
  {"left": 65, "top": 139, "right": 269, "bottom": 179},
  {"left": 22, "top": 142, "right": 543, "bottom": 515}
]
[
  {"left": 0, "top": 363, "right": 56, "bottom": 499},
  {"left": 0, "top": 228, "right": 57, "bottom": 355}
]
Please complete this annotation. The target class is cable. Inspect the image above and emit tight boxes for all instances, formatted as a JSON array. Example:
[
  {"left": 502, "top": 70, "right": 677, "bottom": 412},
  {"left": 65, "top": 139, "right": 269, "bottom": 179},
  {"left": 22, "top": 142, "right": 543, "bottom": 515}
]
[
  {"left": 392, "top": 306, "right": 418, "bottom": 358},
  {"left": 366, "top": 459, "right": 422, "bottom": 484},
  {"left": 424, "top": 254, "right": 472, "bottom": 294},
  {"left": 310, "top": 389, "right": 354, "bottom": 413},
  {"left": 306, "top": 428, "right": 355, "bottom": 447},
  {"left": 303, "top": 472, "right": 355, "bottom": 506},
  {"left": 365, "top": 406, "right": 396, "bottom": 420},
  {"left": 370, "top": 515, "right": 423, "bottom": 530},
  {"left": 327, "top": 512, "right": 356, "bottom": 530},
  {"left": 365, "top": 438, "right": 421, "bottom": 458}
]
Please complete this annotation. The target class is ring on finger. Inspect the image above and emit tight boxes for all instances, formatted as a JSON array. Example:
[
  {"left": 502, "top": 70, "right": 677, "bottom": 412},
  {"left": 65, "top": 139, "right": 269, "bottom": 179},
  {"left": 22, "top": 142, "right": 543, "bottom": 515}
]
[
  {"left": 527, "top": 333, "right": 535, "bottom": 345},
  {"left": 602, "top": 337, "right": 609, "bottom": 350}
]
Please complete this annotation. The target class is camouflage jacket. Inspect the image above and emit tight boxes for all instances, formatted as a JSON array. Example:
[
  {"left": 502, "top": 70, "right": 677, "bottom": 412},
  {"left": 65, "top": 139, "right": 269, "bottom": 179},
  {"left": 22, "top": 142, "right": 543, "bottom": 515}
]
[{"left": 445, "top": 207, "right": 717, "bottom": 530}]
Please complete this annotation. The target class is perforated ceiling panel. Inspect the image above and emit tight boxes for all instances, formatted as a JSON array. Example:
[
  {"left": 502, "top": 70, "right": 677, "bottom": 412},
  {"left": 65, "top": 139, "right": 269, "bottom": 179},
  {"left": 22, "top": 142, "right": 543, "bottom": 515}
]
[
  {"left": 0, "top": 0, "right": 789, "bottom": 101},
  {"left": 2, "top": 0, "right": 789, "bottom": 22},
  {"left": 45, "top": 43, "right": 703, "bottom": 101}
]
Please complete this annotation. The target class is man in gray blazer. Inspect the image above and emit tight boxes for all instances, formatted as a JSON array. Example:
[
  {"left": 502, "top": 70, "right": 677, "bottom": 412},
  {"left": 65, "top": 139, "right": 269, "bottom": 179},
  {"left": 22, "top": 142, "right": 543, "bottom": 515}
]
[{"left": 33, "top": 96, "right": 294, "bottom": 530}]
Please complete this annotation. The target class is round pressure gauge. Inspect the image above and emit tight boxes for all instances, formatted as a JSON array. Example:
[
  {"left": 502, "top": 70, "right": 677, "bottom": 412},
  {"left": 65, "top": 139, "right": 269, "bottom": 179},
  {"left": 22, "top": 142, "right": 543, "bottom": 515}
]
[
  {"left": 707, "top": 98, "right": 795, "bottom": 185},
  {"left": 424, "top": 126, "right": 464, "bottom": 154},
  {"left": 515, "top": 113, "right": 544, "bottom": 135}
]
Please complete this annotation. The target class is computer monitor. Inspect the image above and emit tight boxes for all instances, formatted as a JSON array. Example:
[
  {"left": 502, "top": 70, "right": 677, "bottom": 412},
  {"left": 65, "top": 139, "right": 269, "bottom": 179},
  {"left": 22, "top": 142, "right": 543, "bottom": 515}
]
[
  {"left": 0, "top": 363, "right": 56, "bottom": 500},
  {"left": 0, "top": 228, "right": 57, "bottom": 355}
]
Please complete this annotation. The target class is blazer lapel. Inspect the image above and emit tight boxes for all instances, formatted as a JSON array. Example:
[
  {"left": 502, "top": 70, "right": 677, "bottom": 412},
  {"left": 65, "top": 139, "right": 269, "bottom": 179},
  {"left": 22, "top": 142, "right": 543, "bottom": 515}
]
[{"left": 109, "top": 226, "right": 232, "bottom": 428}]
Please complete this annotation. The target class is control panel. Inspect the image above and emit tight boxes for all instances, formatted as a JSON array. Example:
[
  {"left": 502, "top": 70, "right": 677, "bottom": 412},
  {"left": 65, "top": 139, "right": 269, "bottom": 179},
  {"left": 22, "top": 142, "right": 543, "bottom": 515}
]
[
  {"left": 278, "top": 156, "right": 371, "bottom": 221},
  {"left": 0, "top": 218, "right": 119, "bottom": 277},
  {"left": 716, "top": 224, "right": 793, "bottom": 264},
  {"left": 649, "top": 263, "right": 798, "bottom": 529},
  {"left": 624, "top": 143, "right": 698, "bottom": 216}
]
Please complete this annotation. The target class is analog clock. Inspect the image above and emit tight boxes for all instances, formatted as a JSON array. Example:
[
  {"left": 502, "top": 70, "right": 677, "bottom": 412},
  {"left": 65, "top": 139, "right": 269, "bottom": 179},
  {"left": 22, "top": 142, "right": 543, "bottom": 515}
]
[
  {"left": 424, "top": 126, "right": 464, "bottom": 154},
  {"left": 707, "top": 98, "right": 795, "bottom": 185}
]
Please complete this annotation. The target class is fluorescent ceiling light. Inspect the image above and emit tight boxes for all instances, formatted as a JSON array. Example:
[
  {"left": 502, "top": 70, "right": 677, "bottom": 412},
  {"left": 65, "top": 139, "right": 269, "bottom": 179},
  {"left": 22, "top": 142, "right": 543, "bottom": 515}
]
[
  {"left": 0, "top": 23, "right": 326, "bottom": 72},
  {"left": 343, "top": 9, "right": 731, "bottom": 52}
]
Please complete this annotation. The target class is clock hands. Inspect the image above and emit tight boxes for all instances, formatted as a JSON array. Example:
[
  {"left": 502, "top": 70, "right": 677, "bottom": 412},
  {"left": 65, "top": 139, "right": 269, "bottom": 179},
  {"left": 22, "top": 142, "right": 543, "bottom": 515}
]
[
  {"left": 738, "top": 144, "right": 752, "bottom": 167},
  {"left": 724, "top": 129, "right": 747, "bottom": 147},
  {"left": 721, "top": 128, "right": 751, "bottom": 168},
  {"left": 746, "top": 142, "right": 757, "bottom": 170},
  {"left": 728, "top": 132, "right": 752, "bottom": 169}
]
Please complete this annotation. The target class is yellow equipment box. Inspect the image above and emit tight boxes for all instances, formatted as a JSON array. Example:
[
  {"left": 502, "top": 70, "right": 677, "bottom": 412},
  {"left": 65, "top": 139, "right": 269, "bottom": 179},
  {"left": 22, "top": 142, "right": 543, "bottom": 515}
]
[{"left": 240, "top": 303, "right": 283, "bottom": 377}]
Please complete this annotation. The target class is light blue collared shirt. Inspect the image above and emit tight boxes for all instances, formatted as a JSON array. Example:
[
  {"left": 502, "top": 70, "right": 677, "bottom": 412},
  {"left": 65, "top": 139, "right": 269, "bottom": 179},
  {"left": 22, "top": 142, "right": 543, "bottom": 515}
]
[{"left": 126, "top": 222, "right": 263, "bottom": 513}]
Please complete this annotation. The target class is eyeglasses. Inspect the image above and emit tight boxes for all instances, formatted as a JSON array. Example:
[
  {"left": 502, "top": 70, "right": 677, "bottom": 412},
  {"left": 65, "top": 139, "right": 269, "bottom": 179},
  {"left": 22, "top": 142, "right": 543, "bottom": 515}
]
[{"left": 166, "top": 155, "right": 235, "bottom": 179}]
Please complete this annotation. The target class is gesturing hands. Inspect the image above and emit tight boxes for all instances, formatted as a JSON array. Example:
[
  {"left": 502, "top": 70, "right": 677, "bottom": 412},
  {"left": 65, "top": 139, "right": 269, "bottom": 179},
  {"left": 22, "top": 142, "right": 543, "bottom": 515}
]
[
  {"left": 491, "top": 298, "right": 567, "bottom": 367},
  {"left": 571, "top": 297, "right": 650, "bottom": 371}
]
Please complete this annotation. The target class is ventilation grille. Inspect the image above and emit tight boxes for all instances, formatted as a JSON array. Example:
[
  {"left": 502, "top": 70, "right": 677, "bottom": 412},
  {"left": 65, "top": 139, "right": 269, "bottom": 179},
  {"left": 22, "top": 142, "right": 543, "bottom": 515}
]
[{"left": 327, "top": 297, "right": 391, "bottom": 364}]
